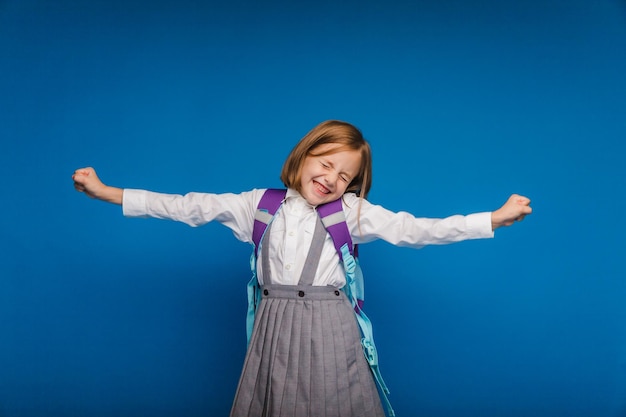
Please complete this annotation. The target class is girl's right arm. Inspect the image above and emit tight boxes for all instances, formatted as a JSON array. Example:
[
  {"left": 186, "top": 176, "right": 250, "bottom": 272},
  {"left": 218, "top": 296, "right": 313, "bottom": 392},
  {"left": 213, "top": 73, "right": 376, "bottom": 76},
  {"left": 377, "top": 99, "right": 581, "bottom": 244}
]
[
  {"left": 72, "top": 167, "right": 263, "bottom": 244},
  {"left": 72, "top": 167, "right": 123, "bottom": 205}
]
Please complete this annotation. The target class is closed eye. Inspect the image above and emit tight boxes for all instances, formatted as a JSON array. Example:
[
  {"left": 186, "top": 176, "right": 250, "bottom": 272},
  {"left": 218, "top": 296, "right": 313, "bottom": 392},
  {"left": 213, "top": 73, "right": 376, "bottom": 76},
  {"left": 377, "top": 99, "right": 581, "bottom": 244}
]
[{"left": 320, "top": 159, "right": 350, "bottom": 182}]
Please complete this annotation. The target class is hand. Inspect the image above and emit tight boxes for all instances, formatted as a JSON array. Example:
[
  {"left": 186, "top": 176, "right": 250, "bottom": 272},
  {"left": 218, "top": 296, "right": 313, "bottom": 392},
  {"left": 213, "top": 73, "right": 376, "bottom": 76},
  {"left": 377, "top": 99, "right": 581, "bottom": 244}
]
[
  {"left": 491, "top": 194, "right": 532, "bottom": 230},
  {"left": 72, "top": 167, "right": 123, "bottom": 204}
]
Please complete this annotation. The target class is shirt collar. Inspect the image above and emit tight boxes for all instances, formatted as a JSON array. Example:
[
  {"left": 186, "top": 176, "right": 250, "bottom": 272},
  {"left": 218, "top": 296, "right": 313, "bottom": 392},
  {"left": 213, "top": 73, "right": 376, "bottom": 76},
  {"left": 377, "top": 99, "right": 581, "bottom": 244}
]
[{"left": 285, "top": 188, "right": 316, "bottom": 208}]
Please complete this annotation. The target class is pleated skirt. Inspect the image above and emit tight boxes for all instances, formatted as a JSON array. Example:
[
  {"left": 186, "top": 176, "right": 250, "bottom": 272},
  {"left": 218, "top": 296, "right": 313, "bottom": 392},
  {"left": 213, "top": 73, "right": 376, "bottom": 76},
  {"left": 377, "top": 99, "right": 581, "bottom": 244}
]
[{"left": 230, "top": 284, "right": 385, "bottom": 417}]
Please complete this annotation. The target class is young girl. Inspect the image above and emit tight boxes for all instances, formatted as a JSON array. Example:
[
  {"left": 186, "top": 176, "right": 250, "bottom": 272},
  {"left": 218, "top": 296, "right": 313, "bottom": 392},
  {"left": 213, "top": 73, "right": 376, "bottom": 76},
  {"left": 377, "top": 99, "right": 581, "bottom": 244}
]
[{"left": 72, "top": 120, "right": 532, "bottom": 417}]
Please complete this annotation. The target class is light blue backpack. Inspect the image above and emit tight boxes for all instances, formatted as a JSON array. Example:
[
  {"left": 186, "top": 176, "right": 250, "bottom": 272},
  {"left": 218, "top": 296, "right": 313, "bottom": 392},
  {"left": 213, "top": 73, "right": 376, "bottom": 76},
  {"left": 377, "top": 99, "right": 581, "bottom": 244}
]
[{"left": 246, "top": 188, "right": 394, "bottom": 416}]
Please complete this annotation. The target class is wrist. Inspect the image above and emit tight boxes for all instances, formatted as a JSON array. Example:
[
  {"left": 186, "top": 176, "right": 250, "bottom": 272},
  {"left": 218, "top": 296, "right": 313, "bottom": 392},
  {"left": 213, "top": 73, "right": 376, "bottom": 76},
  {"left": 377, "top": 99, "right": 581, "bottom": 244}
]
[
  {"left": 491, "top": 213, "right": 499, "bottom": 231},
  {"left": 96, "top": 185, "right": 123, "bottom": 205},
  {"left": 491, "top": 209, "right": 515, "bottom": 230}
]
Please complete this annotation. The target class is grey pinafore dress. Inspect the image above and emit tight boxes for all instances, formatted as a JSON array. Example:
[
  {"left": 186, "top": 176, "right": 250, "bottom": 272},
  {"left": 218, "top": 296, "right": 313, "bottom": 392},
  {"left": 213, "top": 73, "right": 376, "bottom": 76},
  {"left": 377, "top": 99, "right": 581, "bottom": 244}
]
[{"left": 230, "top": 216, "right": 385, "bottom": 417}]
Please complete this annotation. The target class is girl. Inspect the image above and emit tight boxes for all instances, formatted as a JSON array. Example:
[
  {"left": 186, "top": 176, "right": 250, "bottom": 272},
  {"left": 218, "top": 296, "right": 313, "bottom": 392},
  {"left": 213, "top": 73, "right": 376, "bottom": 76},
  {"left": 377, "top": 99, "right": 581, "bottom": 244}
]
[{"left": 73, "top": 120, "right": 532, "bottom": 417}]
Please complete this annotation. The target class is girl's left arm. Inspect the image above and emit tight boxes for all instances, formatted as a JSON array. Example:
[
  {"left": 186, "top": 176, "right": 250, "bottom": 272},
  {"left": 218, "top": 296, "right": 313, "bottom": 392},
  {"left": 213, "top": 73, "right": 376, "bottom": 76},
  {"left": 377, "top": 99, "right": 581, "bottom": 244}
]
[{"left": 344, "top": 193, "right": 531, "bottom": 247}]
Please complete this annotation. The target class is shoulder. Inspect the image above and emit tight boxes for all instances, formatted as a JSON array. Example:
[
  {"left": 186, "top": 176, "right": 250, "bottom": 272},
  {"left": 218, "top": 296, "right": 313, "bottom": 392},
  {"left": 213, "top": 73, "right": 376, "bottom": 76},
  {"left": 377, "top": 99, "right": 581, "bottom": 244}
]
[
  {"left": 204, "top": 188, "right": 269, "bottom": 214},
  {"left": 341, "top": 192, "right": 360, "bottom": 209},
  {"left": 341, "top": 192, "right": 377, "bottom": 212},
  {"left": 243, "top": 188, "right": 271, "bottom": 207},
  {"left": 340, "top": 193, "right": 378, "bottom": 227}
]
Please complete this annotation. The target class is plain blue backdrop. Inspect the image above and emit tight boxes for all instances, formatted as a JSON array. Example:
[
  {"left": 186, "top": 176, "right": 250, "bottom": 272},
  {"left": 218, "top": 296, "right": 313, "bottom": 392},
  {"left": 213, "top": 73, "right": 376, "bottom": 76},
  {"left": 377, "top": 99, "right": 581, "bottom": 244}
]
[{"left": 1, "top": 0, "right": 625, "bottom": 416}]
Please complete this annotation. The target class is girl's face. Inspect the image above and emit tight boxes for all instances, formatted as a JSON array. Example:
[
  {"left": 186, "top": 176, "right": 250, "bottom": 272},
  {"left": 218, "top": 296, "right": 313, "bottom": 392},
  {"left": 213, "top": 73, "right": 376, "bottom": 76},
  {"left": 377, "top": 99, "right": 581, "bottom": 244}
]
[{"left": 299, "top": 143, "right": 362, "bottom": 206}]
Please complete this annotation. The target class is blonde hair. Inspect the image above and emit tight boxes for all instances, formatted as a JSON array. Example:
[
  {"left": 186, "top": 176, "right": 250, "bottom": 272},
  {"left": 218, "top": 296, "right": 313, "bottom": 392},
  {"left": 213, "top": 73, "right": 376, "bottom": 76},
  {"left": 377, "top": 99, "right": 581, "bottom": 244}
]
[{"left": 280, "top": 120, "right": 372, "bottom": 198}]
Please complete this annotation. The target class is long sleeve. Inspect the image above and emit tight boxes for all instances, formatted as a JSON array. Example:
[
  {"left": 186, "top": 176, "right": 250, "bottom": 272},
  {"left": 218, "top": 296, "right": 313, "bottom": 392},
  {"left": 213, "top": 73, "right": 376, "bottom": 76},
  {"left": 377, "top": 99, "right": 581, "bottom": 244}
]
[
  {"left": 122, "top": 188, "right": 265, "bottom": 244},
  {"left": 343, "top": 194, "right": 494, "bottom": 247}
]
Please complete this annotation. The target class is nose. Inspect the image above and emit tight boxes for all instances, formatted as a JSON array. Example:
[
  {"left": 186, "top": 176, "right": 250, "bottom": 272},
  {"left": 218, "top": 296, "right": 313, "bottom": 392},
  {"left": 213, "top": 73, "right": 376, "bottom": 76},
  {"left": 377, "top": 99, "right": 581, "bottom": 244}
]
[{"left": 324, "top": 171, "right": 338, "bottom": 188}]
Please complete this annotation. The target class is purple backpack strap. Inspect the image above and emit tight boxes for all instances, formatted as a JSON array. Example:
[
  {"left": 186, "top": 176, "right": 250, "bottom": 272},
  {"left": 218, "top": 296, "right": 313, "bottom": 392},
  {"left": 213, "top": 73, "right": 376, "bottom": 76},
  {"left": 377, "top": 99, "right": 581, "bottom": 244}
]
[
  {"left": 252, "top": 189, "right": 287, "bottom": 257},
  {"left": 317, "top": 198, "right": 354, "bottom": 260},
  {"left": 253, "top": 190, "right": 354, "bottom": 262}
]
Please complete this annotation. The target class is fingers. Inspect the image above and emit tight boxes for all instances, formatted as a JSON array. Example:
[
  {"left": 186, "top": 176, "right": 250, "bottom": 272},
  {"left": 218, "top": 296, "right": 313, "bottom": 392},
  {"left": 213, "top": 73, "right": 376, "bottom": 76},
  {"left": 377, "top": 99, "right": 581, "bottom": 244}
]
[
  {"left": 510, "top": 194, "right": 531, "bottom": 206},
  {"left": 72, "top": 170, "right": 87, "bottom": 190},
  {"left": 493, "top": 194, "right": 533, "bottom": 229},
  {"left": 517, "top": 196, "right": 533, "bottom": 217},
  {"left": 72, "top": 167, "right": 97, "bottom": 194},
  {"left": 72, "top": 167, "right": 94, "bottom": 180},
  {"left": 509, "top": 194, "right": 532, "bottom": 214}
]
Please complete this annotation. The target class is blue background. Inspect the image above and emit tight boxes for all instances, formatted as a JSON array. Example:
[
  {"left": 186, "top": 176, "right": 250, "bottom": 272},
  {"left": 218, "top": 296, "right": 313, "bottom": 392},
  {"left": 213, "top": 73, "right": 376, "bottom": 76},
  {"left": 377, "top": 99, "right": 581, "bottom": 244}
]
[{"left": 1, "top": 0, "right": 625, "bottom": 416}]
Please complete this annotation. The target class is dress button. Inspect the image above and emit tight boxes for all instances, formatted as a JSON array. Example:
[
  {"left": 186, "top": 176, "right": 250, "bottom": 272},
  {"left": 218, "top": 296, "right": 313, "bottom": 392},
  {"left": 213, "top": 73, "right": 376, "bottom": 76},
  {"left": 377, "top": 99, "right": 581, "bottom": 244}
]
[
  {"left": 298, "top": 290, "right": 305, "bottom": 297},
  {"left": 263, "top": 289, "right": 269, "bottom": 296}
]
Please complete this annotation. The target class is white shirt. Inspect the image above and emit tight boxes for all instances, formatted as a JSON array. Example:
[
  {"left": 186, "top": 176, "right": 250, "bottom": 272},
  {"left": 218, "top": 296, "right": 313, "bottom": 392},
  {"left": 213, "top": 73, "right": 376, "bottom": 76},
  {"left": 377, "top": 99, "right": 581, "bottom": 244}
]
[{"left": 122, "top": 188, "right": 494, "bottom": 287}]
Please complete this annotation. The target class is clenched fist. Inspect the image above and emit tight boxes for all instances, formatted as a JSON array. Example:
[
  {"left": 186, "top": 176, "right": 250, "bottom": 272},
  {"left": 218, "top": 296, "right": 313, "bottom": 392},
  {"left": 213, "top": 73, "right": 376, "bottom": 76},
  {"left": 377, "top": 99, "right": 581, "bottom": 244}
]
[
  {"left": 72, "top": 167, "right": 123, "bottom": 205},
  {"left": 491, "top": 194, "right": 532, "bottom": 230}
]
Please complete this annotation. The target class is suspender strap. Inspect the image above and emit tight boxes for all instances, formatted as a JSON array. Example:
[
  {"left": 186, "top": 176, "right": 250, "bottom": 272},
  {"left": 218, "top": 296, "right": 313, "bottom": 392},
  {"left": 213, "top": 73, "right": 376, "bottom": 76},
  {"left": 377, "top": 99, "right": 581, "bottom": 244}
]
[
  {"left": 298, "top": 217, "right": 327, "bottom": 286},
  {"left": 260, "top": 223, "right": 273, "bottom": 286}
]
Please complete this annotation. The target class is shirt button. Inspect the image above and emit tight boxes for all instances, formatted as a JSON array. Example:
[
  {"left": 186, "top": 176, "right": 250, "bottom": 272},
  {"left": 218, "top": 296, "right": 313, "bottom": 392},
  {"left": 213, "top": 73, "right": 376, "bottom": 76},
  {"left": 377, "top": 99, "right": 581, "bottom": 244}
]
[
  {"left": 285, "top": 264, "right": 292, "bottom": 270},
  {"left": 298, "top": 290, "right": 305, "bottom": 297},
  {"left": 288, "top": 230, "right": 295, "bottom": 237}
]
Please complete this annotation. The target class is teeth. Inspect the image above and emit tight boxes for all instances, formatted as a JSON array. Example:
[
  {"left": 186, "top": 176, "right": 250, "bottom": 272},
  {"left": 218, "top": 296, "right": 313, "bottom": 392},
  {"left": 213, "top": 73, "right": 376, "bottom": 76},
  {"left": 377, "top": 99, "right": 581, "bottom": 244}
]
[{"left": 314, "top": 182, "right": 330, "bottom": 194}]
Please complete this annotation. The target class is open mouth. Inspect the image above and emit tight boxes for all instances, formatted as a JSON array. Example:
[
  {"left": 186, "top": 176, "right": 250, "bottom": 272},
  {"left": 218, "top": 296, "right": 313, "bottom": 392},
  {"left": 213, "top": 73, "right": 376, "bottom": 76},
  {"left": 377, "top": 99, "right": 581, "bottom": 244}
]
[{"left": 313, "top": 181, "right": 331, "bottom": 195}]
